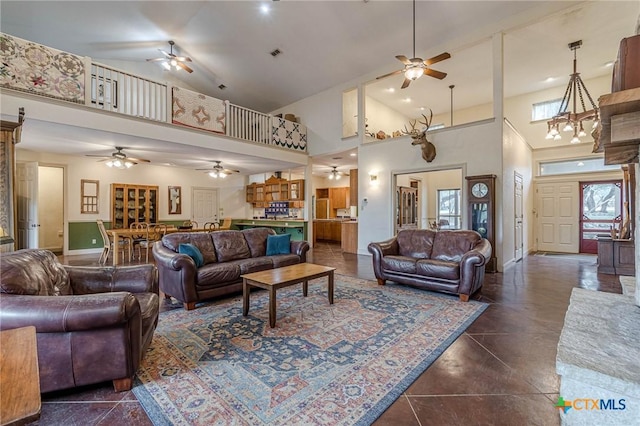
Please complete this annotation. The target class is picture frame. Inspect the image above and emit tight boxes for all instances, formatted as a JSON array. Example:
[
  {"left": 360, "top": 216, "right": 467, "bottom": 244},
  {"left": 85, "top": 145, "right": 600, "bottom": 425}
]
[
  {"left": 91, "top": 75, "right": 117, "bottom": 107},
  {"left": 81, "top": 179, "right": 99, "bottom": 214},
  {"left": 168, "top": 186, "right": 182, "bottom": 215}
]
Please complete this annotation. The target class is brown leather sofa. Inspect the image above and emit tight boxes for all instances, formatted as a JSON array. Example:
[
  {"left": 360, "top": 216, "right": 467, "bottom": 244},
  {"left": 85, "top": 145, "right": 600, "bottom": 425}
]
[
  {"left": 153, "top": 227, "right": 310, "bottom": 310},
  {"left": 368, "top": 229, "right": 492, "bottom": 301},
  {"left": 0, "top": 249, "right": 159, "bottom": 393}
]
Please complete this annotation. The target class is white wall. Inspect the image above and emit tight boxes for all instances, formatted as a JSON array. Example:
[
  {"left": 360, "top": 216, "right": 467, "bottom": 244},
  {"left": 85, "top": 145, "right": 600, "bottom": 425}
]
[
  {"left": 502, "top": 121, "right": 534, "bottom": 267},
  {"left": 359, "top": 119, "right": 503, "bottom": 262},
  {"left": 364, "top": 95, "right": 411, "bottom": 139}
]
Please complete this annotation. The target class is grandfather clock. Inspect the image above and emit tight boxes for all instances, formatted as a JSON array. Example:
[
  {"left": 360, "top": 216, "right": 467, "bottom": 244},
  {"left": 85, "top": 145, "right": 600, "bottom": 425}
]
[{"left": 466, "top": 174, "right": 497, "bottom": 273}]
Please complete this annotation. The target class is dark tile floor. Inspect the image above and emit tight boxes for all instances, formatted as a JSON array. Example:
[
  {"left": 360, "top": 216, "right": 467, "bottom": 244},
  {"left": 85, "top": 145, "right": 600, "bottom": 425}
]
[{"left": 34, "top": 245, "right": 621, "bottom": 425}]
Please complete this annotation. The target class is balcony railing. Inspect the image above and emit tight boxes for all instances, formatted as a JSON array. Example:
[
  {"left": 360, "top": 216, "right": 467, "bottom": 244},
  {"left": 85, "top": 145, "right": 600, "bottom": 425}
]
[{"left": 0, "top": 32, "right": 306, "bottom": 152}]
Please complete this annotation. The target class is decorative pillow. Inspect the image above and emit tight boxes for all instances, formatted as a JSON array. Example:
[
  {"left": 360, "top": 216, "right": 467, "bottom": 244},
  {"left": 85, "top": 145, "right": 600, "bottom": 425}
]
[
  {"left": 266, "top": 234, "right": 291, "bottom": 256},
  {"left": 178, "top": 243, "right": 204, "bottom": 267}
]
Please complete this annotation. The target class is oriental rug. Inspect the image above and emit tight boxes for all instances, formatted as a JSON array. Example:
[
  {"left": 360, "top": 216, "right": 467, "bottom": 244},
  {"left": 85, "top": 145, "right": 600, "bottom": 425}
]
[{"left": 133, "top": 275, "right": 487, "bottom": 425}]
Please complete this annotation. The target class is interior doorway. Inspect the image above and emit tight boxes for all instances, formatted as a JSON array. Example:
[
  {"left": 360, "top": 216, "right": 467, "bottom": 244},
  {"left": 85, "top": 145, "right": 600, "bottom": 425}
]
[
  {"left": 16, "top": 163, "right": 64, "bottom": 251},
  {"left": 394, "top": 168, "right": 463, "bottom": 234},
  {"left": 191, "top": 187, "right": 219, "bottom": 227}
]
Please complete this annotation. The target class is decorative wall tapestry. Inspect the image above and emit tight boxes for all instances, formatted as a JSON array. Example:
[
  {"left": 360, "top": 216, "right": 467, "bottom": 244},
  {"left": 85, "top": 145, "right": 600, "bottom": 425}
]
[
  {"left": 272, "top": 116, "right": 307, "bottom": 151},
  {"left": 0, "top": 33, "right": 85, "bottom": 104},
  {"left": 172, "top": 87, "right": 226, "bottom": 134}
]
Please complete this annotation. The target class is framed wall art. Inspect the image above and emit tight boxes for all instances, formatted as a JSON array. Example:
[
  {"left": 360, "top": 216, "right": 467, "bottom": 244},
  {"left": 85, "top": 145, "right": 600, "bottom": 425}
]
[{"left": 168, "top": 186, "right": 181, "bottom": 215}]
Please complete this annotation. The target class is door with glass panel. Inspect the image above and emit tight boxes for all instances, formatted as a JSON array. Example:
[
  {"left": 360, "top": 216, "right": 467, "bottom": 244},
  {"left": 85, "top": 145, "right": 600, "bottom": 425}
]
[{"left": 580, "top": 180, "right": 622, "bottom": 254}]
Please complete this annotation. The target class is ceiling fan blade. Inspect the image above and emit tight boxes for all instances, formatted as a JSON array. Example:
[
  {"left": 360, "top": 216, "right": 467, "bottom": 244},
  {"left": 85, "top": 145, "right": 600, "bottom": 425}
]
[
  {"left": 376, "top": 69, "right": 402, "bottom": 80},
  {"left": 127, "top": 157, "right": 151, "bottom": 163},
  {"left": 424, "top": 52, "right": 451, "bottom": 66},
  {"left": 174, "top": 56, "right": 192, "bottom": 62},
  {"left": 176, "top": 61, "right": 193, "bottom": 73},
  {"left": 396, "top": 55, "right": 412, "bottom": 65},
  {"left": 146, "top": 57, "right": 167, "bottom": 62},
  {"left": 424, "top": 68, "right": 447, "bottom": 79},
  {"left": 401, "top": 78, "right": 411, "bottom": 89},
  {"left": 223, "top": 169, "right": 240, "bottom": 174}
]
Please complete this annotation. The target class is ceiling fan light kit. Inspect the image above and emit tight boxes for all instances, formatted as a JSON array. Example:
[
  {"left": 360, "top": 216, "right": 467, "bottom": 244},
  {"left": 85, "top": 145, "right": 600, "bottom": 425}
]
[
  {"left": 328, "top": 166, "right": 342, "bottom": 180},
  {"left": 147, "top": 40, "right": 193, "bottom": 73},
  {"left": 87, "top": 146, "right": 150, "bottom": 169},
  {"left": 198, "top": 161, "right": 238, "bottom": 179},
  {"left": 375, "top": 0, "right": 450, "bottom": 89}
]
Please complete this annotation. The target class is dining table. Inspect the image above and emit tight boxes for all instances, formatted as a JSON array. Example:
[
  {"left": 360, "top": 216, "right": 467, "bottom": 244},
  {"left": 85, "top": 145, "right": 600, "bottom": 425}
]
[{"left": 106, "top": 227, "right": 209, "bottom": 266}]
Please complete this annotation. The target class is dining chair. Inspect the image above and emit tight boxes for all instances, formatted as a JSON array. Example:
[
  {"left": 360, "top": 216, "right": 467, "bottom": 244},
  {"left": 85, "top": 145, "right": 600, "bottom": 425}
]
[
  {"left": 97, "top": 219, "right": 131, "bottom": 265},
  {"left": 138, "top": 223, "right": 166, "bottom": 262},
  {"left": 218, "top": 217, "right": 232, "bottom": 231},
  {"left": 204, "top": 222, "right": 219, "bottom": 231},
  {"left": 130, "top": 222, "right": 150, "bottom": 261}
]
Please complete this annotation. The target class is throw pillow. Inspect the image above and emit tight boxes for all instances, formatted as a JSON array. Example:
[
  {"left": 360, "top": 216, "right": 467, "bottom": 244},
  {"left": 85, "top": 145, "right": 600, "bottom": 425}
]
[
  {"left": 266, "top": 233, "right": 291, "bottom": 256},
  {"left": 178, "top": 243, "right": 204, "bottom": 267}
]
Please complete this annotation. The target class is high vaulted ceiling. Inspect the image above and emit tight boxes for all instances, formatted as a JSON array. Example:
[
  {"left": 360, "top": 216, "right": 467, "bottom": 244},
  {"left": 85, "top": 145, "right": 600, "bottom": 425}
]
[{"left": 2, "top": 1, "right": 639, "bottom": 174}]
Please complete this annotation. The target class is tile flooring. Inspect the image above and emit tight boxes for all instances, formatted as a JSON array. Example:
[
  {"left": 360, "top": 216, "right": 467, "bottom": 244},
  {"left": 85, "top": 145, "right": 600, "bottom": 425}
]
[{"left": 31, "top": 244, "right": 621, "bottom": 425}]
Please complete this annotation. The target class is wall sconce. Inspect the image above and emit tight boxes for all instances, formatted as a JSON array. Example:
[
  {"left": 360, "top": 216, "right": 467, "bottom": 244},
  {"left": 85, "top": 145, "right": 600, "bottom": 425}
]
[{"left": 369, "top": 171, "right": 378, "bottom": 185}]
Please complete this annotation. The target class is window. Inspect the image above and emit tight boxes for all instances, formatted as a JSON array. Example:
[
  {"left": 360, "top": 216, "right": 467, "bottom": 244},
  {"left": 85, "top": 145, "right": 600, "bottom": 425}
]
[
  {"left": 427, "top": 123, "right": 445, "bottom": 131},
  {"left": 539, "top": 158, "right": 620, "bottom": 176},
  {"left": 437, "top": 189, "right": 461, "bottom": 229},
  {"left": 531, "top": 98, "right": 562, "bottom": 121}
]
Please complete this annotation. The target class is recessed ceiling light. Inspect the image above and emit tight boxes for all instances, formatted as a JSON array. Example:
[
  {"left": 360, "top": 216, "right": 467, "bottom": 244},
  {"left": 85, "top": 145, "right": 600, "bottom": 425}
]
[
  {"left": 403, "top": 98, "right": 411, "bottom": 103},
  {"left": 349, "top": 152, "right": 357, "bottom": 157},
  {"left": 544, "top": 77, "right": 555, "bottom": 83},
  {"left": 604, "top": 61, "right": 614, "bottom": 67},
  {"left": 577, "top": 161, "right": 584, "bottom": 166},
  {"left": 420, "top": 107, "right": 425, "bottom": 111},
  {"left": 260, "top": 3, "right": 270, "bottom": 14},
  {"left": 387, "top": 88, "right": 395, "bottom": 93}
]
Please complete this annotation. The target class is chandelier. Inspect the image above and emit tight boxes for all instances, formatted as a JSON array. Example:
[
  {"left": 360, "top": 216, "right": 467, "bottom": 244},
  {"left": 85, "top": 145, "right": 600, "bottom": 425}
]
[{"left": 545, "top": 40, "right": 599, "bottom": 144}]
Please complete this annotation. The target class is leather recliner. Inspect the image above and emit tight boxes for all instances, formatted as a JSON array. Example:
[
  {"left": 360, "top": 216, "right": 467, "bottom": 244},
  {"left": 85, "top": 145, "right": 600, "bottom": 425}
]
[{"left": 0, "top": 249, "right": 159, "bottom": 393}]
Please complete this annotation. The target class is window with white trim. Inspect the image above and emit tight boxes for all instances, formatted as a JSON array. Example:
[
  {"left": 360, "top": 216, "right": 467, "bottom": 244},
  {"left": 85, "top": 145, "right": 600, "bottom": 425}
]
[
  {"left": 437, "top": 189, "right": 461, "bottom": 229},
  {"left": 532, "top": 98, "right": 562, "bottom": 121},
  {"left": 539, "top": 158, "right": 619, "bottom": 176}
]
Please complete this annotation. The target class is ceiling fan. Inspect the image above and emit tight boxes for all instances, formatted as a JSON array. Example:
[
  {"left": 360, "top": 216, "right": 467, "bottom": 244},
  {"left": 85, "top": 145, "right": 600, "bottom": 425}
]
[
  {"left": 197, "top": 161, "right": 239, "bottom": 178},
  {"left": 376, "top": 0, "right": 450, "bottom": 89},
  {"left": 146, "top": 40, "right": 193, "bottom": 73},
  {"left": 327, "top": 166, "right": 348, "bottom": 180},
  {"left": 86, "top": 146, "right": 150, "bottom": 169}
]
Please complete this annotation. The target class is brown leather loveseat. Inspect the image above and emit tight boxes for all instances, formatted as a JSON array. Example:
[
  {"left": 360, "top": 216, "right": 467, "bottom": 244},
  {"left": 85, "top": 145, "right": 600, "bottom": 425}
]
[
  {"left": 152, "top": 227, "right": 310, "bottom": 310},
  {"left": 0, "top": 249, "right": 159, "bottom": 393},
  {"left": 368, "top": 229, "right": 492, "bottom": 301}
]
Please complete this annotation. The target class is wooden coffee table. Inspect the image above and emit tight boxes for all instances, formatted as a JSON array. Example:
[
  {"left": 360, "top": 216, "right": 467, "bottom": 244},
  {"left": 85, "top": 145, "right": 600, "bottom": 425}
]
[{"left": 242, "top": 263, "right": 336, "bottom": 328}]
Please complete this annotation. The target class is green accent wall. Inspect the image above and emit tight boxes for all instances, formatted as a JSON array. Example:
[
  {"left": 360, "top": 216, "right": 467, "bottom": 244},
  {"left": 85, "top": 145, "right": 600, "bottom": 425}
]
[{"left": 68, "top": 221, "right": 105, "bottom": 250}]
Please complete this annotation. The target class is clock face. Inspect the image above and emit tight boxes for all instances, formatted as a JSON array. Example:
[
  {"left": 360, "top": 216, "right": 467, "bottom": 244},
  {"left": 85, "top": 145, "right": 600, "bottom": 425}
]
[{"left": 471, "top": 182, "right": 489, "bottom": 198}]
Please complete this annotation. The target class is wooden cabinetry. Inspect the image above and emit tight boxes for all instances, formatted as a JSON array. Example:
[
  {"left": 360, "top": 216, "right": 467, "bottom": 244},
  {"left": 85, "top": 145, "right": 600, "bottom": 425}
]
[
  {"left": 289, "top": 179, "right": 304, "bottom": 201},
  {"left": 330, "top": 187, "right": 349, "bottom": 210},
  {"left": 111, "top": 183, "right": 158, "bottom": 229},
  {"left": 349, "top": 169, "right": 358, "bottom": 207},
  {"left": 313, "top": 220, "right": 341, "bottom": 242},
  {"left": 246, "top": 178, "right": 304, "bottom": 207},
  {"left": 341, "top": 221, "right": 357, "bottom": 253},
  {"left": 597, "top": 237, "right": 635, "bottom": 275}
]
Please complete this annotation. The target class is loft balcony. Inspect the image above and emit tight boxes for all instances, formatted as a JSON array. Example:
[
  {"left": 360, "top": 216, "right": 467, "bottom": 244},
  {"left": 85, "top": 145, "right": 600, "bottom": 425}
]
[{"left": 0, "top": 33, "right": 307, "bottom": 155}]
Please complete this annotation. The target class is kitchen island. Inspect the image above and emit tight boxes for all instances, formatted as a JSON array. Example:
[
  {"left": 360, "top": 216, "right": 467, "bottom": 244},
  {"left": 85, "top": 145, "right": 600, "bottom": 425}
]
[{"left": 234, "top": 219, "right": 307, "bottom": 241}]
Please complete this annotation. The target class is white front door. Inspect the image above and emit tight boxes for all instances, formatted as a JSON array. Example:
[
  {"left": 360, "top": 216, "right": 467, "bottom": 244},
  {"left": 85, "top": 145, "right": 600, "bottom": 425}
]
[
  {"left": 536, "top": 181, "right": 579, "bottom": 253},
  {"left": 514, "top": 172, "right": 523, "bottom": 261},
  {"left": 17, "top": 162, "right": 39, "bottom": 249},
  {"left": 192, "top": 188, "right": 218, "bottom": 226}
]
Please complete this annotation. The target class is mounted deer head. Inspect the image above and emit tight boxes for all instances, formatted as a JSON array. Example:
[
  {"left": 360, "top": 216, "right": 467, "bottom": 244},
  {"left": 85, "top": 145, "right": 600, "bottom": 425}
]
[{"left": 405, "top": 110, "right": 436, "bottom": 163}]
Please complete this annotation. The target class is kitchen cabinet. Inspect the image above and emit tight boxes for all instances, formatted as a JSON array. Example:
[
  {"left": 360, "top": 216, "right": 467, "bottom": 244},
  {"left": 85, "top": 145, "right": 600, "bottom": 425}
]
[
  {"left": 341, "top": 221, "right": 357, "bottom": 253},
  {"left": 264, "top": 176, "right": 287, "bottom": 202},
  {"left": 111, "top": 183, "right": 158, "bottom": 229},
  {"left": 289, "top": 179, "right": 305, "bottom": 201},
  {"left": 313, "top": 220, "right": 341, "bottom": 242},
  {"left": 329, "top": 187, "right": 349, "bottom": 210},
  {"left": 246, "top": 178, "right": 305, "bottom": 206},
  {"left": 349, "top": 169, "right": 358, "bottom": 207}
]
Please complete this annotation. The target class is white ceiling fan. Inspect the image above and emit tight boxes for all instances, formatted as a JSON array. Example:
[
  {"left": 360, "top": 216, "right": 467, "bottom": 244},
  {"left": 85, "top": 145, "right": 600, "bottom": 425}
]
[
  {"left": 196, "top": 161, "right": 239, "bottom": 178},
  {"left": 146, "top": 40, "right": 193, "bottom": 73}
]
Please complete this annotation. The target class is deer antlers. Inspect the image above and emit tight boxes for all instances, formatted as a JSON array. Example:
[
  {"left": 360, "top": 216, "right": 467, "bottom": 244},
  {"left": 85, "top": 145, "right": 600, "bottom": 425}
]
[{"left": 402, "top": 110, "right": 433, "bottom": 136}]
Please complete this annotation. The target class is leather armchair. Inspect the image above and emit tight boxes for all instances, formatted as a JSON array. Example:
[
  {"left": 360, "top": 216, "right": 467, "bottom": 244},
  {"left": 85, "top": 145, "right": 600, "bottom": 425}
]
[{"left": 0, "top": 249, "right": 159, "bottom": 393}]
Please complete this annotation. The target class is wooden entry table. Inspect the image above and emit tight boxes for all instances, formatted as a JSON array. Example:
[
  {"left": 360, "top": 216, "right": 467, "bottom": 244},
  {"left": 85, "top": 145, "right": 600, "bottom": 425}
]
[
  {"left": 0, "top": 326, "right": 41, "bottom": 426},
  {"left": 242, "top": 263, "right": 336, "bottom": 328}
]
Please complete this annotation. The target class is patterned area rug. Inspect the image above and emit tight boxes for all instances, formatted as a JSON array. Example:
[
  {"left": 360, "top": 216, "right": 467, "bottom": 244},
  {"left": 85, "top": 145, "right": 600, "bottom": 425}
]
[{"left": 133, "top": 275, "right": 487, "bottom": 425}]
